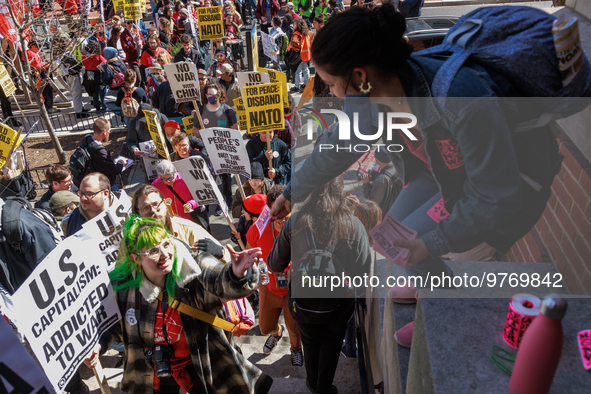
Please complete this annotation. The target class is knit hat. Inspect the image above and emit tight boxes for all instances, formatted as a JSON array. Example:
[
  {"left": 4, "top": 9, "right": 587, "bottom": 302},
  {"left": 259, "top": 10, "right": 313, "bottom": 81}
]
[
  {"left": 243, "top": 194, "right": 267, "bottom": 216},
  {"left": 179, "top": 8, "right": 189, "bottom": 15},
  {"left": 163, "top": 120, "right": 180, "bottom": 130},
  {"left": 215, "top": 46, "right": 227, "bottom": 55},
  {"left": 374, "top": 146, "right": 391, "bottom": 164},
  {"left": 49, "top": 191, "right": 79, "bottom": 212},
  {"left": 250, "top": 162, "right": 264, "bottom": 180}
]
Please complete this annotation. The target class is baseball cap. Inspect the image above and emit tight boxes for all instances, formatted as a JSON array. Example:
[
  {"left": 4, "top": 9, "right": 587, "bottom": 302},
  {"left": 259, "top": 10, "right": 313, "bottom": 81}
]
[
  {"left": 197, "top": 68, "right": 208, "bottom": 75},
  {"left": 287, "top": 2, "right": 294, "bottom": 9},
  {"left": 219, "top": 63, "right": 234, "bottom": 75},
  {"left": 49, "top": 191, "right": 79, "bottom": 212}
]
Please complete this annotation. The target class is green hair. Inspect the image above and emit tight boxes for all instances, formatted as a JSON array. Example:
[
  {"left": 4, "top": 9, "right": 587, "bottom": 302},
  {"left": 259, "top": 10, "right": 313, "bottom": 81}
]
[{"left": 109, "top": 215, "right": 181, "bottom": 300}]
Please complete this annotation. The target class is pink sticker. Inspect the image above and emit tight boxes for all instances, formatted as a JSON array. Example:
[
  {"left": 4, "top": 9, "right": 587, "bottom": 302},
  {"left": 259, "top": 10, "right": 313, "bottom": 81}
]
[
  {"left": 427, "top": 199, "right": 450, "bottom": 223},
  {"left": 578, "top": 330, "right": 591, "bottom": 370},
  {"left": 436, "top": 139, "right": 464, "bottom": 170}
]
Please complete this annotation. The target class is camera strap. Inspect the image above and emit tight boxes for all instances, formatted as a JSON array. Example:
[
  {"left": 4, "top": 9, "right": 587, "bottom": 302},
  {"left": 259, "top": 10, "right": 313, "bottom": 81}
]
[{"left": 157, "top": 292, "right": 236, "bottom": 333}]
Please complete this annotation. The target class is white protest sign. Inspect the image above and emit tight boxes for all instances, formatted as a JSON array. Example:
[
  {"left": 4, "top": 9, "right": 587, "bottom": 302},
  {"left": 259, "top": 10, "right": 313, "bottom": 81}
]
[
  {"left": 199, "top": 127, "right": 250, "bottom": 178},
  {"left": 81, "top": 190, "right": 132, "bottom": 271},
  {"left": 236, "top": 71, "right": 270, "bottom": 100},
  {"left": 260, "top": 32, "right": 277, "bottom": 63},
  {"left": 174, "top": 156, "right": 228, "bottom": 216},
  {"left": 139, "top": 141, "right": 160, "bottom": 181},
  {"left": 0, "top": 317, "right": 57, "bottom": 394},
  {"left": 254, "top": 204, "right": 271, "bottom": 236},
  {"left": 164, "top": 62, "right": 201, "bottom": 104},
  {"left": 12, "top": 232, "right": 121, "bottom": 393}
]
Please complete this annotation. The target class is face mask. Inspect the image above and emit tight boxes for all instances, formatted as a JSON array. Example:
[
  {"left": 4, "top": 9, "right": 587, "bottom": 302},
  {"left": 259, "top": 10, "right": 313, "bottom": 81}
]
[
  {"left": 166, "top": 136, "right": 173, "bottom": 142},
  {"left": 207, "top": 96, "right": 218, "bottom": 105}
]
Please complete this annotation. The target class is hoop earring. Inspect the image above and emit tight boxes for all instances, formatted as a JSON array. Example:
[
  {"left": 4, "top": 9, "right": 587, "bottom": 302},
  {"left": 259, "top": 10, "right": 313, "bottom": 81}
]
[{"left": 359, "top": 82, "right": 372, "bottom": 94}]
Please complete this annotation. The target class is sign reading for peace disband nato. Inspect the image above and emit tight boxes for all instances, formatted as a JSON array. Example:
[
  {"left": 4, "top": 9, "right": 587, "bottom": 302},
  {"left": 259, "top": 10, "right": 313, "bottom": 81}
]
[
  {"left": 197, "top": 6, "right": 224, "bottom": 40},
  {"left": 242, "top": 82, "right": 284, "bottom": 134}
]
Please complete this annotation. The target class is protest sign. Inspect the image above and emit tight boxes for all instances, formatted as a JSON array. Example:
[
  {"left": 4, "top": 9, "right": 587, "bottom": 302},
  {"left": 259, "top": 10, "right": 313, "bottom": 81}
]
[
  {"left": 174, "top": 156, "right": 228, "bottom": 215},
  {"left": 139, "top": 141, "right": 159, "bottom": 181},
  {"left": 199, "top": 128, "right": 250, "bottom": 178},
  {"left": 0, "top": 317, "right": 57, "bottom": 394},
  {"left": 12, "top": 232, "right": 121, "bottom": 393},
  {"left": 254, "top": 205, "right": 271, "bottom": 236},
  {"left": 124, "top": 0, "right": 142, "bottom": 20},
  {"left": 143, "top": 109, "right": 170, "bottom": 160},
  {"left": 81, "top": 191, "right": 132, "bottom": 270},
  {"left": 258, "top": 67, "right": 288, "bottom": 107},
  {"left": 183, "top": 115, "right": 194, "bottom": 134},
  {"left": 260, "top": 32, "right": 277, "bottom": 63},
  {"left": 243, "top": 82, "right": 285, "bottom": 134},
  {"left": 114, "top": 0, "right": 124, "bottom": 12},
  {"left": 0, "top": 62, "right": 15, "bottom": 96},
  {"left": 164, "top": 62, "right": 200, "bottom": 104},
  {"left": 140, "top": 0, "right": 146, "bottom": 15},
  {"left": 0, "top": 122, "right": 17, "bottom": 168},
  {"left": 233, "top": 97, "right": 248, "bottom": 132},
  {"left": 197, "top": 6, "right": 224, "bottom": 40},
  {"left": 236, "top": 72, "right": 270, "bottom": 97}
]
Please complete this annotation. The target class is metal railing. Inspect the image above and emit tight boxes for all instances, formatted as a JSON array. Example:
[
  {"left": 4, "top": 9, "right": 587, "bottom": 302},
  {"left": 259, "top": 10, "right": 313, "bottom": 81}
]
[{"left": 2, "top": 109, "right": 127, "bottom": 134}]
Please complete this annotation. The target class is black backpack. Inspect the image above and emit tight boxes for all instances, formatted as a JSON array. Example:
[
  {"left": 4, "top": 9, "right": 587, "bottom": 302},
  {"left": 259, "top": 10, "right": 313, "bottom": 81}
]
[
  {"left": 0, "top": 197, "right": 58, "bottom": 294},
  {"left": 69, "top": 145, "right": 94, "bottom": 187},
  {"left": 288, "top": 228, "right": 351, "bottom": 323}
]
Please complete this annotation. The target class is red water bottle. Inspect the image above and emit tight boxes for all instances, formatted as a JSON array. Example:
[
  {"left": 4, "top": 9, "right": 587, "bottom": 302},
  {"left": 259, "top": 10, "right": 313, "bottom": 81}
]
[{"left": 509, "top": 294, "right": 567, "bottom": 394}]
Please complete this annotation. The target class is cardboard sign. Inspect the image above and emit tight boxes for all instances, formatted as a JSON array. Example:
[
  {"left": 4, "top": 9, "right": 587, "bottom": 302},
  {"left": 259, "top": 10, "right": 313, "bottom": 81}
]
[
  {"left": 197, "top": 6, "right": 224, "bottom": 40},
  {"left": 81, "top": 191, "right": 132, "bottom": 270},
  {"left": 183, "top": 115, "right": 194, "bottom": 134},
  {"left": 124, "top": 0, "right": 142, "bottom": 20},
  {"left": 174, "top": 156, "right": 228, "bottom": 215},
  {"left": 0, "top": 122, "right": 17, "bottom": 168},
  {"left": 260, "top": 31, "right": 277, "bottom": 63},
  {"left": 163, "top": 62, "right": 201, "bottom": 104},
  {"left": 12, "top": 232, "right": 121, "bottom": 393},
  {"left": 243, "top": 82, "right": 284, "bottom": 134},
  {"left": 0, "top": 62, "right": 15, "bottom": 96},
  {"left": 0, "top": 317, "right": 57, "bottom": 394},
  {"left": 143, "top": 109, "right": 170, "bottom": 160},
  {"left": 258, "top": 67, "right": 288, "bottom": 107},
  {"left": 199, "top": 127, "right": 250, "bottom": 178},
  {"left": 233, "top": 97, "right": 248, "bottom": 132},
  {"left": 369, "top": 213, "right": 417, "bottom": 268}
]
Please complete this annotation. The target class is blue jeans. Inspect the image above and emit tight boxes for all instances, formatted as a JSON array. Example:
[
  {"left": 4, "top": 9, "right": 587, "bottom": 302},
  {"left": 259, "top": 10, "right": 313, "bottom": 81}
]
[
  {"left": 92, "top": 86, "right": 106, "bottom": 111},
  {"left": 295, "top": 61, "right": 310, "bottom": 89},
  {"left": 388, "top": 168, "right": 453, "bottom": 282}
]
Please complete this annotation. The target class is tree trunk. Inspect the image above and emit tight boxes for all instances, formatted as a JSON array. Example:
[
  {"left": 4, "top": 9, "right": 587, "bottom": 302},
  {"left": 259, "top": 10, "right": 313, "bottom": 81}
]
[{"left": 34, "top": 89, "right": 67, "bottom": 164}]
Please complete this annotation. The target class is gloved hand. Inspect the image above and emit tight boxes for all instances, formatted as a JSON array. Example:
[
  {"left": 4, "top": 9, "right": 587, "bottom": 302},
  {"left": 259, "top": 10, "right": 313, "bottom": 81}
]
[{"left": 195, "top": 238, "right": 224, "bottom": 259}]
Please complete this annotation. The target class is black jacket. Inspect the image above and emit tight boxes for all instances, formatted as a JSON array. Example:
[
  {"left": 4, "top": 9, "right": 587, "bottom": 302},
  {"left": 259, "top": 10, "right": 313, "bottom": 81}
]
[
  {"left": 127, "top": 105, "right": 169, "bottom": 152},
  {"left": 152, "top": 81, "right": 186, "bottom": 118},
  {"left": 173, "top": 47, "right": 205, "bottom": 70},
  {"left": 82, "top": 134, "right": 124, "bottom": 186},
  {"left": 246, "top": 135, "right": 291, "bottom": 185}
]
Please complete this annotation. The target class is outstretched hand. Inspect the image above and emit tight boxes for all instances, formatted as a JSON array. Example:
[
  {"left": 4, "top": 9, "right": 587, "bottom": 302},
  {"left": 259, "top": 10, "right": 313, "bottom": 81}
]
[{"left": 227, "top": 245, "right": 263, "bottom": 278}]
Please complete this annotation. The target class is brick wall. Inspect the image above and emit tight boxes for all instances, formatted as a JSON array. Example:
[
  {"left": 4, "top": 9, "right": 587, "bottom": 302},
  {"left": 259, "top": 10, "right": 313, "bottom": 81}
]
[{"left": 502, "top": 133, "right": 591, "bottom": 295}]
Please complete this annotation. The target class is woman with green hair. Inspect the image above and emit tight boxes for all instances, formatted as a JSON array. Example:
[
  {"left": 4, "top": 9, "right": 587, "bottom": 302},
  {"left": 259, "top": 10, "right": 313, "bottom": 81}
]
[{"left": 84, "top": 216, "right": 272, "bottom": 393}]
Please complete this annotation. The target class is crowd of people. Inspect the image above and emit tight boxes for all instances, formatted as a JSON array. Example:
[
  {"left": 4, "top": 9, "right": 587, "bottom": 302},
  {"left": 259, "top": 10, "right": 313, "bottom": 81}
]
[{"left": 0, "top": 0, "right": 578, "bottom": 393}]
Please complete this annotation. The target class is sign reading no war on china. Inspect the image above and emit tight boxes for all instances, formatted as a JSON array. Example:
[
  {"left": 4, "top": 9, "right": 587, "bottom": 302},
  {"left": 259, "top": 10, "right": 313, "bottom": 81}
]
[
  {"left": 164, "top": 62, "right": 201, "bottom": 103},
  {"left": 174, "top": 156, "right": 229, "bottom": 216},
  {"left": 243, "top": 82, "right": 284, "bottom": 134},
  {"left": 197, "top": 6, "right": 224, "bottom": 40},
  {"left": 200, "top": 127, "right": 251, "bottom": 178},
  {"left": 12, "top": 231, "right": 121, "bottom": 393}
]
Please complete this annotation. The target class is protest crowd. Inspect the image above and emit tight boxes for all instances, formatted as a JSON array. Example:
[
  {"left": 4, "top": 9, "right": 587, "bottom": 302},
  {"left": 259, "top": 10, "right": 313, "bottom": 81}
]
[{"left": 0, "top": 0, "right": 590, "bottom": 393}]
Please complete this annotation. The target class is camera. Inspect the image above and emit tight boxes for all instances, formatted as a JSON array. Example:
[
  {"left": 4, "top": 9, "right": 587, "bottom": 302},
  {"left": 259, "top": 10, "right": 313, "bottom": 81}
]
[
  {"left": 357, "top": 169, "right": 379, "bottom": 182},
  {"left": 145, "top": 344, "right": 174, "bottom": 379}
]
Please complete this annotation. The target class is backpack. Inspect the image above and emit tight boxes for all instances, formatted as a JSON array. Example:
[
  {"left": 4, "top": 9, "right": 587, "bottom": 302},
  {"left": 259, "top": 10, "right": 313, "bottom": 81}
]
[
  {"left": 69, "top": 145, "right": 94, "bottom": 187},
  {"left": 121, "top": 87, "right": 140, "bottom": 118},
  {"left": 108, "top": 64, "right": 125, "bottom": 89},
  {"left": 415, "top": 6, "right": 591, "bottom": 123},
  {"left": 63, "top": 56, "right": 83, "bottom": 75},
  {"left": 3, "top": 197, "right": 63, "bottom": 244},
  {"left": 288, "top": 227, "right": 352, "bottom": 324},
  {"left": 0, "top": 198, "right": 58, "bottom": 294}
]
